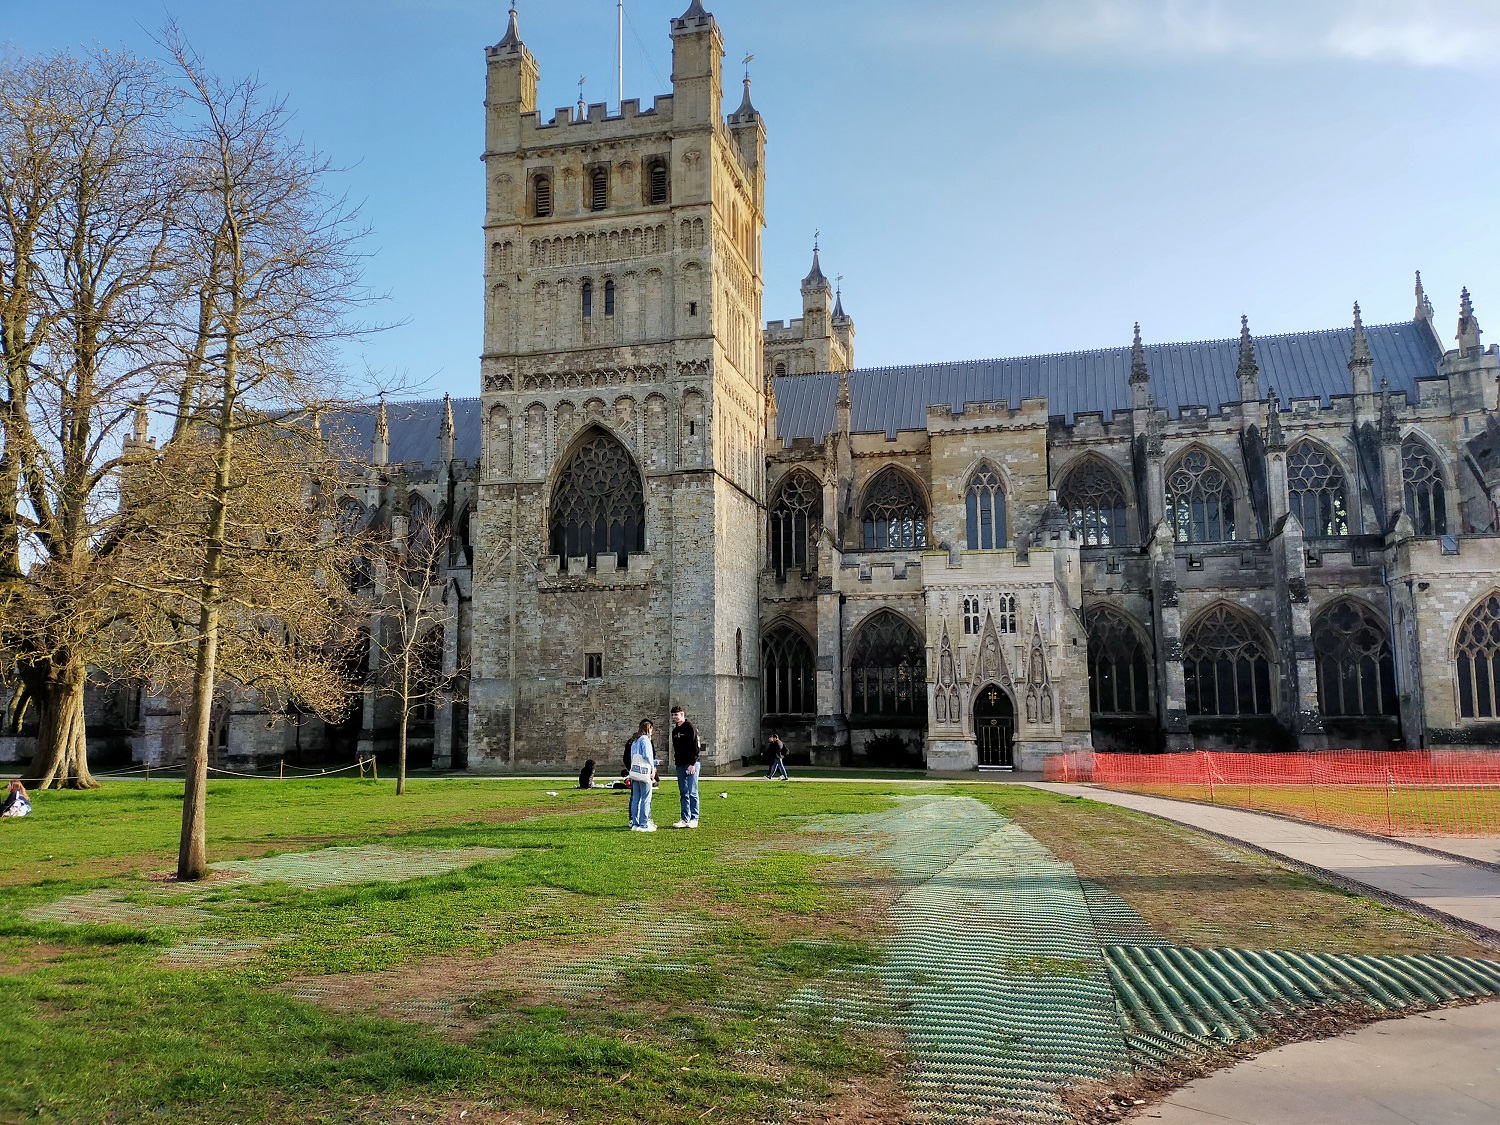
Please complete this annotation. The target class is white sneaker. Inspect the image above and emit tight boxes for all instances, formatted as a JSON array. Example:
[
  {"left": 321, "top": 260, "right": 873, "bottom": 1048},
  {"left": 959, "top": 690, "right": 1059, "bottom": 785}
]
[
  {"left": 643, "top": 822, "right": 658, "bottom": 833},
  {"left": 687, "top": 820, "right": 699, "bottom": 829},
  {"left": 672, "top": 820, "right": 688, "bottom": 829},
  {"left": 629, "top": 825, "right": 644, "bottom": 832}
]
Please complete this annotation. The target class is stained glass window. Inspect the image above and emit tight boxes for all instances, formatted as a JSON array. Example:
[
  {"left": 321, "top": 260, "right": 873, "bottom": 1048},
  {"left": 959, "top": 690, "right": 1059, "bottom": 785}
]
[
  {"left": 862, "top": 469, "right": 927, "bottom": 550},
  {"left": 1087, "top": 609, "right": 1151, "bottom": 714},
  {"left": 850, "top": 611, "right": 926, "bottom": 719},
  {"left": 1166, "top": 449, "right": 1236, "bottom": 543},
  {"left": 1403, "top": 437, "right": 1447, "bottom": 536},
  {"left": 965, "top": 464, "right": 1007, "bottom": 550},
  {"left": 1288, "top": 442, "right": 1349, "bottom": 537},
  {"left": 1314, "top": 600, "right": 1396, "bottom": 717},
  {"left": 548, "top": 428, "right": 645, "bottom": 570},
  {"left": 1183, "top": 606, "right": 1272, "bottom": 715},
  {"left": 762, "top": 627, "right": 815, "bottom": 716},
  {"left": 1457, "top": 595, "right": 1500, "bottom": 719},
  {"left": 1062, "top": 458, "right": 1130, "bottom": 546},
  {"left": 769, "top": 470, "right": 822, "bottom": 578}
]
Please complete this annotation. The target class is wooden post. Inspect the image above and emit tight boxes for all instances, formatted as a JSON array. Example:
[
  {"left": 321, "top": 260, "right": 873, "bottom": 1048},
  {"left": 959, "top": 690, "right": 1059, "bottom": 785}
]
[
  {"left": 145, "top": 761, "right": 150, "bottom": 782},
  {"left": 372, "top": 756, "right": 378, "bottom": 781},
  {"left": 279, "top": 758, "right": 284, "bottom": 779}
]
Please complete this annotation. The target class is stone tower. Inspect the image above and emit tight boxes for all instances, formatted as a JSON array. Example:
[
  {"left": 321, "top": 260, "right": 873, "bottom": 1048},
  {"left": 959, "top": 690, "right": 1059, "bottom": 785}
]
[{"left": 470, "top": 2, "right": 767, "bottom": 770}]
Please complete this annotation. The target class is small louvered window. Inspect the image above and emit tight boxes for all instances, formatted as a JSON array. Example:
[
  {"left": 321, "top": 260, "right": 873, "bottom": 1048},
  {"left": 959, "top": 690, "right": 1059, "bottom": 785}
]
[
  {"left": 649, "top": 161, "right": 668, "bottom": 205},
  {"left": 534, "top": 175, "right": 552, "bottom": 218},
  {"left": 590, "top": 168, "right": 608, "bottom": 211},
  {"left": 604, "top": 280, "right": 616, "bottom": 316}
]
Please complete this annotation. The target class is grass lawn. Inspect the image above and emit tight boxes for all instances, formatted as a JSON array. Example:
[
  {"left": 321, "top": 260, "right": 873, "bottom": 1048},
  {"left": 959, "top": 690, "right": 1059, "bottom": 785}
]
[
  {"left": 0, "top": 778, "right": 1486, "bottom": 1124},
  {"left": 1092, "top": 782, "right": 1500, "bottom": 836}
]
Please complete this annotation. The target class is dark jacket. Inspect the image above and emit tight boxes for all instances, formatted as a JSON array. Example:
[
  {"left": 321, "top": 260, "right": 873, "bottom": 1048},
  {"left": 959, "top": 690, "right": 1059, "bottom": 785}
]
[
  {"left": 671, "top": 720, "right": 701, "bottom": 768},
  {"left": 768, "top": 737, "right": 786, "bottom": 760}
]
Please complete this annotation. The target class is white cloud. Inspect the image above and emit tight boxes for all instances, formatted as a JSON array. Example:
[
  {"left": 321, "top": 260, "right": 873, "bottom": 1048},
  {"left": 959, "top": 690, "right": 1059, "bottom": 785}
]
[{"left": 909, "top": 0, "right": 1500, "bottom": 69}]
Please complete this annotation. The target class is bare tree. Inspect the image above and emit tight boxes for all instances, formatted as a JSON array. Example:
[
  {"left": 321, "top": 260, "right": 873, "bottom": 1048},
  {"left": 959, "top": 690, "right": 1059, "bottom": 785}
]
[
  {"left": 156, "top": 28, "right": 381, "bottom": 879},
  {"left": 0, "top": 48, "right": 183, "bottom": 788},
  {"left": 371, "top": 499, "right": 456, "bottom": 796}
]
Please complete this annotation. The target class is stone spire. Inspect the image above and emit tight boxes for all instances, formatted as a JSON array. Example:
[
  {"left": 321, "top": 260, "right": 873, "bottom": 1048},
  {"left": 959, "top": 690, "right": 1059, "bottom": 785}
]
[
  {"left": 728, "top": 75, "right": 759, "bottom": 124},
  {"left": 1266, "top": 387, "right": 1285, "bottom": 450},
  {"left": 835, "top": 369, "right": 851, "bottom": 435},
  {"left": 1349, "top": 302, "right": 1374, "bottom": 395},
  {"left": 373, "top": 397, "right": 389, "bottom": 466},
  {"left": 765, "top": 369, "right": 779, "bottom": 444},
  {"left": 1129, "top": 322, "right": 1152, "bottom": 409},
  {"left": 1458, "top": 286, "right": 1483, "bottom": 356},
  {"left": 1236, "top": 314, "right": 1260, "bottom": 403},
  {"left": 802, "top": 243, "right": 828, "bottom": 290},
  {"left": 678, "top": 0, "right": 710, "bottom": 20},
  {"left": 1415, "top": 270, "right": 1435, "bottom": 323},
  {"left": 496, "top": 6, "right": 523, "bottom": 50},
  {"left": 833, "top": 283, "right": 847, "bottom": 321},
  {"left": 132, "top": 401, "right": 150, "bottom": 443},
  {"left": 439, "top": 393, "right": 455, "bottom": 463}
]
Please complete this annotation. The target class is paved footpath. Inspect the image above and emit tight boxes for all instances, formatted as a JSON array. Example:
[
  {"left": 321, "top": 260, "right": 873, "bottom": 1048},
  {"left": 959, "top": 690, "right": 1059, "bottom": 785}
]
[
  {"left": 1141, "top": 1000, "right": 1500, "bottom": 1124},
  {"left": 1036, "top": 784, "right": 1500, "bottom": 940}
]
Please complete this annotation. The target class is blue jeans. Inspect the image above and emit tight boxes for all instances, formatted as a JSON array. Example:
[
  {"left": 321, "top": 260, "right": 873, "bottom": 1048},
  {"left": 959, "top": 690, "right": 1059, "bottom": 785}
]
[
  {"left": 677, "top": 766, "right": 700, "bottom": 822},
  {"left": 768, "top": 757, "right": 789, "bottom": 779},
  {"left": 629, "top": 780, "right": 652, "bottom": 827}
]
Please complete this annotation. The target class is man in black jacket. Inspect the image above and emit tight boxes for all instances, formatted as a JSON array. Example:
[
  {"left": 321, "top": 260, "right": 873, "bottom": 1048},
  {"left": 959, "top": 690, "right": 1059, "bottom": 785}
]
[{"left": 669, "top": 705, "right": 701, "bottom": 828}]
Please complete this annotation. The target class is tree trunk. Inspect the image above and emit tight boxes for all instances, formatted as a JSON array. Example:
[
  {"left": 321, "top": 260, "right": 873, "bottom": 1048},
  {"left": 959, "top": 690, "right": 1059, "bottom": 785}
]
[
  {"left": 23, "top": 658, "right": 98, "bottom": 789},
  {"left": 397, "top": 669, "right": 408, "bottom": 796},
  {"left": 177, "top": 409, "right": 233, "bottom": 882}
]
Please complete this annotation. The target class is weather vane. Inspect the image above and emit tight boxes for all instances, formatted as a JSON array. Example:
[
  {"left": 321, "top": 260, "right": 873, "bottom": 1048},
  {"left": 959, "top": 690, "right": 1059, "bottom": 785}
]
[
  {"left": 743, "top": 53, "right": 754, "bottom": 81},
  {"left": 813, "top": 229, "right": 820, "bottom": 250}
]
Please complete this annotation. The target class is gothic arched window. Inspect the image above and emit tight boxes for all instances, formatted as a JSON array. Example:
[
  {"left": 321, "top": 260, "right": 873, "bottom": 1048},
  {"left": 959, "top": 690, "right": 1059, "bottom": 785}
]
[
  {"left": 762, "top": 626, "right": 814, "bottom": 716},
  {"left": 1061, "top": 458, "right": 1129, "bottom": 546},
  {"left": 1086, "top": 609, "right": 1151, "bottom": 714},
  {"left": 1456, "top": 594, "right": 1500, "bottom": 719},
  {"left": 965, "top": 464, "right": 1007, "bottom": 550},
  {"left": 769, "top": 470, "right": 822, "bottom": 578},
  {"left": 862, "top": 469, "right": 927, "bottom": 550},
  {"left": 548, "top": 428, "right": 645, "bottom": 571},
  {"left": 1166, "top": 448, "right": 1236, "bottom": 544},
  {"left": 1403, "top": 436, "right": 1447, "bottom": 536},
  {"left": 850, "top": 611, "right": 926, "bottom": 719},
  {"left": 335, "top": 497, "right": 367, "bottom": 537},
  {"left": 1314, "top": 600, "right": 1396, "bottom": 717},
  {"left": 1183, "top": 606, "right": 1272, "bottom": 716},
  {"left": 1288, "top": 442, "right": 1349, "bottom": 537}
]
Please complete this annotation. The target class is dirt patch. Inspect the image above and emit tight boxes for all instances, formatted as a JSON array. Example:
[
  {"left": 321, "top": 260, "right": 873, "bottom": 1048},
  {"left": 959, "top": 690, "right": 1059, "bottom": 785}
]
[
  {"left": 784, "top": 1059, "right": 912, "bottom": 1123},
  {"left": 1001, "top": 796, "right": 1497, "bottom": 958},
  {"left": 1063, "top": 998, "right": 1487, "bottom": 1124},
  {"left": 0, "top": 940, "right": 70, "bottom": 975}
]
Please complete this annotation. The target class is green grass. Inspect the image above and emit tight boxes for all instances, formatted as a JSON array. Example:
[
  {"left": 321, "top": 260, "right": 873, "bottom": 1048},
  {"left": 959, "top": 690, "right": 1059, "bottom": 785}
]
[{"left": 0, "top": 778, "right": 917, "bottom": 1123}]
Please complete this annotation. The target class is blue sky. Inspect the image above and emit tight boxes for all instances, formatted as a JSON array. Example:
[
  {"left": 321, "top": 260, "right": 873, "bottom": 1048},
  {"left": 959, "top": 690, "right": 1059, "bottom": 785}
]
[{"left": 7, "top": 0, "right": 1500, "bottom": 399}]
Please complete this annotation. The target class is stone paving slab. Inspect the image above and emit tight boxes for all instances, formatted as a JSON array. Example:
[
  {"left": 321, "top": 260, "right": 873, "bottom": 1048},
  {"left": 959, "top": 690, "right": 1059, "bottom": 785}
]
[
  {"left": 1037, "top": 785, "right": 1500, "bottom": 938},
  {"left": 1140, "top": 1000, "right": 1500, "bottom": 1124},
  {"left": 1399, "top": 836, "right": 1500, "bottom": 867}
]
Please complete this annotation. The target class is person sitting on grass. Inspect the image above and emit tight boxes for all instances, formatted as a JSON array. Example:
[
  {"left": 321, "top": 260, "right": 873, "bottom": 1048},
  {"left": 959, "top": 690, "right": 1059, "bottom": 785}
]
[
  {"left": 1, "top": 780, "right": 32, "bottom": 818},
  {"left": 578, "top": 759, "right": 597, "bottom": 789},
  {"left": 608, "top": 769, "right": 631, "bottom": 791}
]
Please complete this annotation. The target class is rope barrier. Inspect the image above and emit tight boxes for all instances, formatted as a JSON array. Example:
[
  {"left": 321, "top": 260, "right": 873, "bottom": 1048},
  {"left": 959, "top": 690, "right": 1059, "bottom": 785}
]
[{"left": 1045, "top": 749, "right": 1500, "bottom": 836}]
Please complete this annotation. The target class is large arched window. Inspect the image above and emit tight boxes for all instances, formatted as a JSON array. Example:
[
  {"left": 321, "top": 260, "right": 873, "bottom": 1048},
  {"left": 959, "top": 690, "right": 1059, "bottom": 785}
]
[
  {"left": 1456, "top": 594, "right": 1500, "bottom": 719},
  {"left": 1183, "top": 606, "right": 1272, "bottom": 716},
  {"left": 548, "top": 428, "right": 645, "bottom": 571},
  {"left": 762, "top": 626, "right": 815, "bottom": 716},
  {"left": 849, "top": 611, "right": 926, "bottom": 719},
  {"left": 1166, "top": 448, "right": 1236, "bottom": 544},
  {"left": 1287, "top": 441, "right": 1349, "bottom": 537},
  {"left": 1061, "top": 458, "right": 1129, "bottom": 546},
  {"left": 1314, "top": 600, "right": 1396, "bottom": 717},
  {"left": 1403, "top": 436, "right": 1447, "bottom": 536},
  {"left": 964, "top": 464, "right": 1007, "bottom": 550},
  {"left": 861, "top": 469, "right": 927, "bottom": 550},
  {"left": 1086, "top": 609, "right": 1151, "bottom": 714},
  {"left": 769, "top": 470, "right": 822, "bottom": 578}
]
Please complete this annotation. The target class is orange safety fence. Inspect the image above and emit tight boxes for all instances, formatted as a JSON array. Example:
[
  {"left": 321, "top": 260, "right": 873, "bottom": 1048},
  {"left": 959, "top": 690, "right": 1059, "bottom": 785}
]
[{"left": 1043, "top": 750, "right": 1500, "bottom": 836}]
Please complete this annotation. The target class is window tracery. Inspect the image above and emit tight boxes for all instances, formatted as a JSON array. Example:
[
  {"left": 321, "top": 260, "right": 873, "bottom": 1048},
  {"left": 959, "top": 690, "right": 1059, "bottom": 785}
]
[
  {"left": 1403, "top": 437, "right": 1447, "bottom": 536},
  {"left": 1456, "top": 594, "right": 1500, "bottom": 719},
  {"left": 962, "top": 597, "right": 981, "bottom": 636},
  {"left": 769, "top": 470, "right": 822, "bottom": 578},
  {"left": 1086, "top": 609, "right": 1151, "bottom": 714},
  {"left": 861, "top": 469, "right": 927, "bottom": 550},
  {"left": 965, "top": 464, "right": 1007, "bottom": 550},
  {"left": 1287, "top": 442, "right": 1349, "bottom": 537},
  {"left": 1166, "top": 449, "right": 1236, "bottom": 543},
  {"left": 762, "top": 627, "right": 814, "bottom": 716},
  {"left": 548, "top": 428, "right": 645, "bottom": 571},
  {"left": 1314, "top": 600, "right": 1396, "bottom": 717},
  {"left": 849, "top": 611, "right": 926, "bottom": 719},
  {"left": 1061, "top": 459, "right": 1129, "bottom": 546},
  {"left": 1183, "top": 606, "right": 1272, "bottom": 716}
]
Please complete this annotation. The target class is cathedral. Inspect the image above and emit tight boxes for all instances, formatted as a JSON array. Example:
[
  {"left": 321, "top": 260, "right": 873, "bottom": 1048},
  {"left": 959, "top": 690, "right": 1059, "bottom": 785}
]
[{"left": 11, "top": 1, "right": 1500, "bottom": 774}]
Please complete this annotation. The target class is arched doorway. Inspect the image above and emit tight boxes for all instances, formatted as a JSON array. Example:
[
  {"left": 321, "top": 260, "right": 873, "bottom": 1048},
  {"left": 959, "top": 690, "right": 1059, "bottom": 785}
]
[{"left": 974, "top": 683, "right": 1014, "bottom": 769}]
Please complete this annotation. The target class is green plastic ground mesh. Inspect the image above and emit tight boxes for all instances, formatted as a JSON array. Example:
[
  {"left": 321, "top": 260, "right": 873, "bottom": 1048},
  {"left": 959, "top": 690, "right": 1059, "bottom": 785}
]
[{"left": 806, "top": 795, "right": 1131, "bottom": 1124}]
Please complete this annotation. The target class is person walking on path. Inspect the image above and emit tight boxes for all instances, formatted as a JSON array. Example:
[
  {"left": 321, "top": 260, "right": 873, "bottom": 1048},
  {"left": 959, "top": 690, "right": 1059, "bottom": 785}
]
[
  {"left": 627, "top": 720, "right": 657, "bottom": 832},
  {"left": 670, "top": 705, "right": 701, "bottom": 828},
  {"left": 766, "top": 733, "right": 789, "bottom": 780}
]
